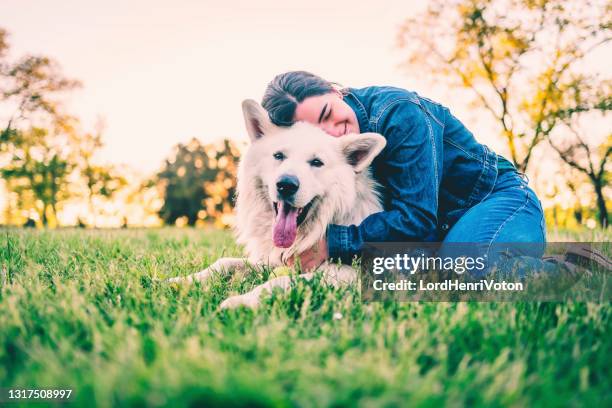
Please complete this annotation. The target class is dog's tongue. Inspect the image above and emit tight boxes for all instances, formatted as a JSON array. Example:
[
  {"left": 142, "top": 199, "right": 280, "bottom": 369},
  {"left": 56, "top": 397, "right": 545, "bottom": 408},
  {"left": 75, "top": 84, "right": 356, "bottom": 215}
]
[{"left": 273, "top": 202, "right": 299, "bottom": 248}]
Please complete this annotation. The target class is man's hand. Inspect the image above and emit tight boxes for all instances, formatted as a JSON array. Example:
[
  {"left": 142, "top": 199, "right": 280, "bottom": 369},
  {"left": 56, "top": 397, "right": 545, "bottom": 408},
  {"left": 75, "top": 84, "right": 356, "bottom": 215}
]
[{"left": 288, "top": 238, "right": 329, "bottom": 272}]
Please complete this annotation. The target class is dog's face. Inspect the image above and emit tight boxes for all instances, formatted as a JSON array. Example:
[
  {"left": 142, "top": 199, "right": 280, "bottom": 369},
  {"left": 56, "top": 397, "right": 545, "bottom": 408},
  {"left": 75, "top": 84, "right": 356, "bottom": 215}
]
[{"left": 241, "top": 99, "right": 386, "bottom": 248}]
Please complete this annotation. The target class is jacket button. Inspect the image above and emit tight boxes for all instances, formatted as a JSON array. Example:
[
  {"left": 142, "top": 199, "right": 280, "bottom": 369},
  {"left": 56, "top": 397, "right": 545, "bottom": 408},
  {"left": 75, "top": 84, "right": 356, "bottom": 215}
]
[{"left": 441, "top": 224, "right": 449, "bottom": 231}]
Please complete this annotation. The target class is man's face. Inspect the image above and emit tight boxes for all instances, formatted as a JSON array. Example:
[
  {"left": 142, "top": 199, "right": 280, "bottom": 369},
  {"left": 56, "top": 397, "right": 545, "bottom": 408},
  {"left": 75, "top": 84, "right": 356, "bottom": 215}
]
[{"left": 293, "top": 91, "right": 360, "bottom": 137}]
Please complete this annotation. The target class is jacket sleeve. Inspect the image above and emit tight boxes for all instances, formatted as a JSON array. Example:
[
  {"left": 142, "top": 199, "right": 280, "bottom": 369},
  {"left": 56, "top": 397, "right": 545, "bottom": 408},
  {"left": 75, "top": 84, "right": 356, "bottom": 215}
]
[{"left": 327, "top": 101, "right": 440, "bottom": 264}]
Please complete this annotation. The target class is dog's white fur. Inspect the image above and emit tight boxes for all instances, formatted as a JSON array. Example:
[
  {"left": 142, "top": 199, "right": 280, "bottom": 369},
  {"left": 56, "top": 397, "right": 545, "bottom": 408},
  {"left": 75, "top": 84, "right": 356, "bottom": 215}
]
[{"left": 169, "top": 100, "right": 385, "bottom": 309}]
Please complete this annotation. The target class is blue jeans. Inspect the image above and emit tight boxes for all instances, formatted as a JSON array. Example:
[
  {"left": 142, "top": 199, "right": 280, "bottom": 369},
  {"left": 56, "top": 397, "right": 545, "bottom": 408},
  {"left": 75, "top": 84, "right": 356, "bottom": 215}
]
[{"left": 441, "top": 171, "right": 551, "bottom": 277}]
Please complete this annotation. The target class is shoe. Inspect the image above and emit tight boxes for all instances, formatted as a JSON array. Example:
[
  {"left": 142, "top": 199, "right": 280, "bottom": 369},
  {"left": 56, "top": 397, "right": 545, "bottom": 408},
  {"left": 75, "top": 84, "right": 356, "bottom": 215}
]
[
  {"left": 541, "top": 254, "right": 587, "bottom": 276},
  {"left": 564, "top": 245, "right": 612, "bottom": 271}
]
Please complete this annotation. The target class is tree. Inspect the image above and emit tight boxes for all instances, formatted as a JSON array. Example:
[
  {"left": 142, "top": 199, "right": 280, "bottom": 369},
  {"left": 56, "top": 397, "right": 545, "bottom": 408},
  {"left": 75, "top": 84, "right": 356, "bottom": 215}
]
[
  {"left": 542, "top": 76, "right": 611, "bottom": 227},
  {"left": 76, "top": 124, "right": 127, "bottom": 227},
  {"left": 1, "top": 27, "right": 81, "bottom": 225},
  {"left": 0, "top": 28, "right": 80, "bottom": 148},
  {"left": 157, "top": 138, "right": 241, "bottom": 227},
  {"left": 0, "top": 125, "right": 74, "bottom": 226},
  {"left": 397, "top": 0, "right": 611, "bottom": 172},
  {"left": 201, "top": 139, "right": 241, "bottom": 227},
  {"left": 1, "top": 27, "right": 125, "bottom": 227},
  {"left": 548, "top": 120, "right": 611, "bottom": 227}
]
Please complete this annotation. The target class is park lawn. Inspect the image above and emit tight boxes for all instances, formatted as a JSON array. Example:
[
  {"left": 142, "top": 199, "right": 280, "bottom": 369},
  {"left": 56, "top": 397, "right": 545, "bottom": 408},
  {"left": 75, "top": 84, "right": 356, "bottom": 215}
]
[{"left": 0, "top": 227, "right": 610, "bottom": 407}]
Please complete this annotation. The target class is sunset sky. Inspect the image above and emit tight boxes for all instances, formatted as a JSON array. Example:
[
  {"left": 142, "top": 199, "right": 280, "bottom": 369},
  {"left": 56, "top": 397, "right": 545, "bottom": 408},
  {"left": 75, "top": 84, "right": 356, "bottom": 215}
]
[
  {"left": 3, "top": 0, "right": 508, "bottom": 173},
  {"left": 2, "top": 0, "right": 610, "bottom": 217}
]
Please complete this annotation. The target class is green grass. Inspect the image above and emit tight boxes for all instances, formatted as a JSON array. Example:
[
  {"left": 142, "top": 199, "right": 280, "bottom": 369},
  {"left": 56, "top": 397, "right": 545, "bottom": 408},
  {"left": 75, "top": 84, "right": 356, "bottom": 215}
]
[{"left": 0, "top": 228, "right": 610, "bottom": 407}]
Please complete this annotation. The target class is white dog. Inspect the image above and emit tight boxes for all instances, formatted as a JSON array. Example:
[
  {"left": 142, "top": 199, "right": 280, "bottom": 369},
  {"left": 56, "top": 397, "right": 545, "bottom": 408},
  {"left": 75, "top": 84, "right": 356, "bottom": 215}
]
[{"left": 169, "top": 100, "right": 386, "bottom": 309}]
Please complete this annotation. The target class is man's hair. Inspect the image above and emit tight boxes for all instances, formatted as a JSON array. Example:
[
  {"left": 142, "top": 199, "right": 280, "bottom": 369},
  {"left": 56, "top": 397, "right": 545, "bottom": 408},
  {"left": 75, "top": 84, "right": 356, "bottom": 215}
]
[{"left": 261, "top": 71, "right": 336, "bottom": 126}]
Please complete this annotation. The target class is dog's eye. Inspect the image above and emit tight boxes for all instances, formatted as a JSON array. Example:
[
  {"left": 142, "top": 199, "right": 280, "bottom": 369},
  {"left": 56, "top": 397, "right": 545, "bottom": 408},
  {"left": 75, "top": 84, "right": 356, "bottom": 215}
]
[
  {"left": 273, "top": 152, "right": 285, "bottom": 161},
  {"left": 309, "top": 158, "right": 324, "bottom": 167}
]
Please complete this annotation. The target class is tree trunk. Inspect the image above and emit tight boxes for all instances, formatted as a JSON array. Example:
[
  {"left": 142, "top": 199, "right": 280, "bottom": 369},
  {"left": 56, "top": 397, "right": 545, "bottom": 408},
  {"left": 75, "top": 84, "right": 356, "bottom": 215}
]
[
  {"left": 188, "top": 215, "right": 197, "bottom": 226},
  {"left": 40, "top": 204, "right": 48, "bottom": 226},
  {"left": 573, "top": 205, "right": 582, "bottom": 225},
  {"left": 50, "top": 201, "right": 58, "bottom": 227},
  {"left": 594, "top": 182, "right": 609, "bottom": 228},
  {"left": 89, "top": 191, "right": 96, "bottom": 228}
]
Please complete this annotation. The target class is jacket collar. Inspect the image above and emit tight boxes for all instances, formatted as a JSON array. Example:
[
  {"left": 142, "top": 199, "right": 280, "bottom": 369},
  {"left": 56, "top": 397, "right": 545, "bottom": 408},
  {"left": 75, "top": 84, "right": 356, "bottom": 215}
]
[{"left": 343, "top": 89, "right": 370, "bottom": 133}]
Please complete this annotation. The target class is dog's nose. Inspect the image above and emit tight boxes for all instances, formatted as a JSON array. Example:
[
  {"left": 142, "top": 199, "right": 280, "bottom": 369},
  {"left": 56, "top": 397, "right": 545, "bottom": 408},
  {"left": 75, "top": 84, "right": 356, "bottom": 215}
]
[{"left": 276, "top": 175, "right": 299, "bottom": 198}]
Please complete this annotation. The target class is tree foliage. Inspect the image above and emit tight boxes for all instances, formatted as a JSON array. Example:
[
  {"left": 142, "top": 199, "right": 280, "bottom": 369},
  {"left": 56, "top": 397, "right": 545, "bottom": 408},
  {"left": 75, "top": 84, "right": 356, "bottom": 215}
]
[
  {"left": 397, "top": 0, "right": 611, "bottom": 172},
  {"left": 0, "top": 27, "right": 124, "bottom": 226},
  {"left": 0, "top": 30, "right": 80, "bottom": 144},
  {"left": 76, "top": 125, "right": 128, "bottom": 225},
  {"left": 548, "top": 118, "right": 611, "bottom": 227},
  {"left": 157, "top": 138, "right": 241, "bottom": 227},
  {"left": 1, "top": 125, "right": 75, "bottom": 226}
]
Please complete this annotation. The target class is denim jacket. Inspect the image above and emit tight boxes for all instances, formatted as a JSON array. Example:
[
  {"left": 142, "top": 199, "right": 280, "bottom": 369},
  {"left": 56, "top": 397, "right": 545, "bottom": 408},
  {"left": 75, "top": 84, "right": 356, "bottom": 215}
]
[{"left": 327, "top": 86, "right": 500, "bottom": 263}]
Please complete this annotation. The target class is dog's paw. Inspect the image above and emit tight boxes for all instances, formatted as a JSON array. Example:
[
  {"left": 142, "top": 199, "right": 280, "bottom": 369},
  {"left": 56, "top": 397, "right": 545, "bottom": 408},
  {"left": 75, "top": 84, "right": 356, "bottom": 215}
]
[
  {"left": 219, "top": 294, "right": 260, "bottom": 310},
  {"left": 165, "top": 276, "right": 191, "bottom": 284}
]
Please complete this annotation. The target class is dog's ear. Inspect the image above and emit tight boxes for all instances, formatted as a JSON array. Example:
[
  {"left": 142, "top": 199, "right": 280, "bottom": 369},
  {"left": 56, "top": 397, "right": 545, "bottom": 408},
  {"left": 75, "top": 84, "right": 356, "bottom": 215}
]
[
  {"left": 340, "top": 133, "right": 387, "bottom": 172},
  {"left": 242, "top": 99, "right": 272, "bottom": 142}
]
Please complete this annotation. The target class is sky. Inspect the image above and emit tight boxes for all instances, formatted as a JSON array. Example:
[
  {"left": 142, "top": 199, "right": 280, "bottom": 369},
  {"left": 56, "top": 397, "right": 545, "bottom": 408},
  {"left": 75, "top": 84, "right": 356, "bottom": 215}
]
[
  {"left": 1, "top": 0, "right": 610, "bottom": 217},
  {"left": 3, "top": 0, "right": 462, "bottom": 174}
]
